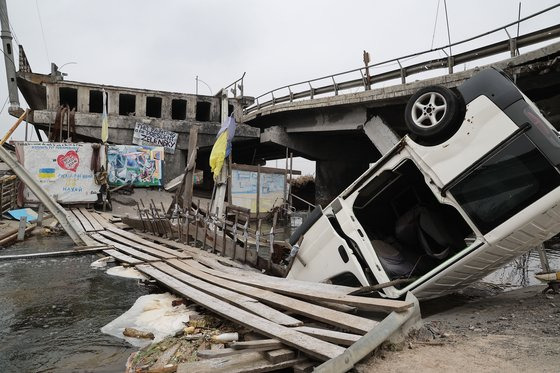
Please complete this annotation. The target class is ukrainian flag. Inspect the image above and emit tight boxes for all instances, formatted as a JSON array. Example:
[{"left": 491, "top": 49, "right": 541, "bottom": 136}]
[
  {"left": 209, "top": 115, "right": 236, "bottom": 180},
  {"left": 38, "top": 168, "right": 55, "bottom": 179}
]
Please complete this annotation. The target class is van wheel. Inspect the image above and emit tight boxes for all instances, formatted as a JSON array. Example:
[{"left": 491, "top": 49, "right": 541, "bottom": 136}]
[{"left": 404, "top": 85, "right": 465, "bottom": 145}]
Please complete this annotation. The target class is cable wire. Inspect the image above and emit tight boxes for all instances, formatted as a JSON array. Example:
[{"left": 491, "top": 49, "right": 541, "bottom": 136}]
[
  {"left": 430, "top": 0, "right": 441, "bottom": 49},
  {"left": 35, "top": 0, "right": 50, "bottom": 62}
]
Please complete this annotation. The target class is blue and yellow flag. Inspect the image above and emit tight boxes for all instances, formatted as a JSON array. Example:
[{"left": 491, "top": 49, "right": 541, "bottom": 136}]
[
  {"left": 101, "top": 89, "right": 109, "bottom": 143},
  {"left": 209, "top": 115, "right": 236, "bottom": 180}
]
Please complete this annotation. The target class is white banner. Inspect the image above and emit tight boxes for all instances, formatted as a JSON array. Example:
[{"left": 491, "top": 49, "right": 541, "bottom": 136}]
[
  {"left": 19, "top": 142, "right": 101, "bottom": 203},
  {"left": 132, "top": 123, "right": 178, "bottom": 154}
]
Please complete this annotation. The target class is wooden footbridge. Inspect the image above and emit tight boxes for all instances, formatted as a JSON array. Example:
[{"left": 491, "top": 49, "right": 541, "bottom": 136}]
[{"left": 68, "top": 207, "right": 419, "bottom": 372}]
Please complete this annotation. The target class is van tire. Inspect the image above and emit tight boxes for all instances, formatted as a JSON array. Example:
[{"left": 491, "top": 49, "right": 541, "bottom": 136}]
[{"left": 404, "top": 85, "right": 465, "bottom": 145}]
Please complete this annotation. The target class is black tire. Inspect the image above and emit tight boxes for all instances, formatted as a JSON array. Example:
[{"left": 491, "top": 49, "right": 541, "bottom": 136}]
[{"left": 404, "top": 85, "right": 465, "bottom": 145}]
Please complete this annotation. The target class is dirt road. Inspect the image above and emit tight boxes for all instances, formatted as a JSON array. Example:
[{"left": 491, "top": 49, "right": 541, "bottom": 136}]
[{"left": 357, "top": 284, "right": 560, "bottom": 372}]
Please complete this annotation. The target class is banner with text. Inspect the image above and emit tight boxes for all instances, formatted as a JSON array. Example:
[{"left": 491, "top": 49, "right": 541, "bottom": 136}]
[
  {"left": 132, "top": 123, "right": 178, "bottom": 154},
  {"left": 18, "top": 142, "right": 101, "bottom": 203}
]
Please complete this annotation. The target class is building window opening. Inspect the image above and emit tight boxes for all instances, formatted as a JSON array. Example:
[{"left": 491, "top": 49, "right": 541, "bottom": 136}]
[
  {"left": 228, "top": 104, "right": 234, "bottom": 117},
  {"left": 172, "top": 99, "right": 187, "bottom": 120},
  {"left": 119, "top": 94, "right": 136, "bottom": 116},
  {"left": 146, "top": 96, "right": 162, "bottom": 118},
  {"left": 196, "top": 101, "right": 211, "bottom": 121},
  {"left": 89, "top": 90, "right": 103, "bottom": 113},
  {"left": 59, "top": 87, "right": 78, "bottom": 109}
]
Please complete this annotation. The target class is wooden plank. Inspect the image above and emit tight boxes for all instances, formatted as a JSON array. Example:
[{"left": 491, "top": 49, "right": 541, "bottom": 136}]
[
  {"left": 197, "top": 345, "right": 286, "bottom": 359},
  {"left": 99, "top": 230, "right": 177, "bottom": 259},
  {"left": 103, "top": 249, "right": 143, "bottom": 265},
  {"left": 78, "top": 208, "right": 105, "bottom": 231},
  {"left": 230, "top": 339, "right": 284, "bottom": 350},
  {"left": 0, "top": 246, "right": 109, "bottom": 260},
  {"left": 166, "top": 259, "right": 377, "bottom": 334},
  {"left": 190, "top": 260, "right": 412, "bottom": 313},
  {"left": 151, "top": 261, "right": 302, "bottom": 327},
  {"left": 177, "top": 351, "right": 305, "bottom": 373},
  {"left": 264, "top": 348, "right": 296, "bottom": 364},
  {"left": 292, "top": 326, "right": 361, "bottom": 347},
  {"left": 90, "top": 233, "right": 160, "bottom": 262},
  {"left": 193, "top": 255, "right": 357, "bottom": 295},
  {"left": 70, "top": 208, "right": 96, "bottom": 232},
  {"left": 135, "top": 231, "right": 248, "bottom": 270},
  {"left": 105, "top": 225, "right": 190, "bottom": 258},
  {"left": 136, "top": 264, "right": 345, "bottom": 361},
  {"left": 87, "top": 210, "right": 109, "bottom": 227}
]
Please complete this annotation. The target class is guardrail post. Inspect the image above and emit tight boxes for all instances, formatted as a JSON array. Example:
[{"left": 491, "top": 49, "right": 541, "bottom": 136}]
[{"left": 447, "top": 55, "right": 454, "bottom": 74}]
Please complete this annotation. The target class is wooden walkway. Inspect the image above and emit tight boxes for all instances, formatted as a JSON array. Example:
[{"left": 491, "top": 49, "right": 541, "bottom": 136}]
[{"left": 69, "top": 207, "right": 417, "bottom": 370}]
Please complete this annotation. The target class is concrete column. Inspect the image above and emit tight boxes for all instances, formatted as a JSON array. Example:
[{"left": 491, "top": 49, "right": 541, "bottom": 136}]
[
  {"left": 136, "top": 93, "right": 146, "bottom": 117},
  {"left": 161, "top": 96, "right": 172, "bottom": 120},
  {"left": 315, "top": 160, "right": 369, "bottom": 207},
  {"left": 46, "top": 85, "right": 59, "bottom": 110},
  {"left": 77, "top": 86, "right": 89, "bottom": 113},
  {"left": 186, "top": 97, "right": 197, "bottom": 120},
  {"left": 107, "top": 90, "right": 118, "bottom": 115}
]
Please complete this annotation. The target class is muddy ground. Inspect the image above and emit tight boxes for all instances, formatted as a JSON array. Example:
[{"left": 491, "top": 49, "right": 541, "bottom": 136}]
[{"left": 358, "top": 284, "right": 560, "bottom": 372}]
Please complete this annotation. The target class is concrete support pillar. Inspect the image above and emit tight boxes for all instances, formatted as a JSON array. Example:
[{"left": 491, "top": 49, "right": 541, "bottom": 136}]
[
  {"left": 315, "top": 159, "right": 369, "bottom": 207},
  {"left": 164, "top": 149, "right": 187, "bottom": 184},
  {"left": 363, "top": 115, "right": 400, "bottom": 155}
]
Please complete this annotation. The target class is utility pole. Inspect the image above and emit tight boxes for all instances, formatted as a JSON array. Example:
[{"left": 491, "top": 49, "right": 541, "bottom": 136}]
[{"left": 0, "top": 0, "right": 21, "bottom": 115}]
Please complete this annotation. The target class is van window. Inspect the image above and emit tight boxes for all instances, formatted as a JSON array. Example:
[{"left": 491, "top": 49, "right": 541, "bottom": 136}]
[
  {"left": 353, "top": 160, "right": 472, "bottom": 280},
  {"left": 450, "top": 135, "right": 560, "bottom": 234}
]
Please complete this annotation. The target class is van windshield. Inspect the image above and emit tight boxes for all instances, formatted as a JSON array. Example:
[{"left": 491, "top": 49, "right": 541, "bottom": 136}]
[{"left": 450, "top": 135, "right": 560, "bottom": 234}]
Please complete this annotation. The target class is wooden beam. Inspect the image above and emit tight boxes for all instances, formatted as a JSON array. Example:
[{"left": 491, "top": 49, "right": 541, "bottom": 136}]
[
  {"left": 99, "top": 230, "right": 177, "bottom": 259},
  {"left": 190, "top": 260, "right": 412, "bottom": 313},
  {"left": 292, "top": 326, "right": 361, "bottom": 347},
  {"left": 105, "top": 225, "right": 190, "bottom": 258},
  {"left": 166, "top": 259, "right": 377, "bottom": 334},
  {"left": 90, "top": 233, "right": 160, "bottom": 262},
  {"left": 0, "top": 246, "right": 110, "bottom": 261},
  {"left": 150, "top": 261, "right": 302, "bottom": 327},
  {"left": 177, "top": 351, "right": 305, "bottom": 373},
  {"left": 78, "top": 208, "right": 105, "bottom": 231},
  {"left": 136, "top": 264, "right": 345, "bottom": 361},
  {"left": 71, "top": 208, "right": 96, "bottom": 232},
  {"left": 103, "top": 249, "right": 143, "bottom": 265}
]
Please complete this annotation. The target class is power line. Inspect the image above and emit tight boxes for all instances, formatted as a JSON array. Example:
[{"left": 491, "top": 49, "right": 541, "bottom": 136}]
[
  {"left": 35, "top": 0, "right": 50, "bottom": 62},
  {"left": 430, "top": 0, "right": 441, "bottom": 50},
  {"left": 0, "top": 96, "right": 10, "bottom": 115}
]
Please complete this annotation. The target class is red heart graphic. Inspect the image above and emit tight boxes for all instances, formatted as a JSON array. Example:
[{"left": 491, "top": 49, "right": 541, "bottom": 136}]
[{"left": 57, "top": 150, "right": 80, "bottom": 172}]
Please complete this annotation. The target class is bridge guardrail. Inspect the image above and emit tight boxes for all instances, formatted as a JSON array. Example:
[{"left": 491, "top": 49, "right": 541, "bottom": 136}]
[{"left": 243, "top": 4, "right": 560, "bottom": 116}]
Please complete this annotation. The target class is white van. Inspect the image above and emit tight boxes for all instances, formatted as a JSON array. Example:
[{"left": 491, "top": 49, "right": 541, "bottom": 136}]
[{"left": 286, "top": 68, "right": 560, "bottom": 300}]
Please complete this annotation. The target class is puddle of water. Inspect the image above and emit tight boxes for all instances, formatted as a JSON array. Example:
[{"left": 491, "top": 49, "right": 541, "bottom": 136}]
[
  {"left": 0, "top": 234, "right": 150, "bottom": 372},
  {"left": 483, "top": 246, "right": 560, "bottom": 289}
]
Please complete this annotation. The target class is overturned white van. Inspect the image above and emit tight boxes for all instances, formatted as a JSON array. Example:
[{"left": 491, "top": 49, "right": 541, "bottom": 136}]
[{"left": 286, "top": 68, "right": 560, "bottom": 300}]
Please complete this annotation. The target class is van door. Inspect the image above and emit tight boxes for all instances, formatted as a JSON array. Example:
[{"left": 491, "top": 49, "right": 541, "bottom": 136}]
[{"left": 286, "top": 210, "right": 370, "bottom": 286}]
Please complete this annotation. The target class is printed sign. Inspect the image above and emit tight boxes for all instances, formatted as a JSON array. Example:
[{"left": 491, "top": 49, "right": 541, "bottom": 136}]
[
  {"left": 18, "top": 142, "right": 101, "bottom": 203},
  {"left": 107, "top": 145, "right": 164, "bottom": 187},
  {"left": 132, "top": 123, "right": 178, "bottom": 154},
  {"left": 231, "top": 169, "right": 286, "bottom": 213}
]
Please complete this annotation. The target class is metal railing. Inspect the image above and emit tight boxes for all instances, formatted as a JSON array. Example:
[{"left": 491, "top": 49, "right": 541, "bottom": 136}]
[{"left": 244, "top": 4, "right": 560, "bottom": 116}]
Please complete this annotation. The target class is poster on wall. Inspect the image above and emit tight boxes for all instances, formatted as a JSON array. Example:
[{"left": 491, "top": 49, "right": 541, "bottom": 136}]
[
  {"left": 107, "top": 145, "right": 164, "bottom": 187},
  {"left": 18, "top": 142, "right": 102, "bottom": 203},
  {"left": 132, "top": 122, "right": 178, "bottom": 154},
  {"left": 231, "top": 168, "right": 286, "bottom": 213}
]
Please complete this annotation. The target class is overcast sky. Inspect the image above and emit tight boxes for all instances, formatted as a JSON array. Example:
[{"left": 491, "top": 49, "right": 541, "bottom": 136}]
[{"left": 1, "top": 0, "right": 559, "bottom": 174}]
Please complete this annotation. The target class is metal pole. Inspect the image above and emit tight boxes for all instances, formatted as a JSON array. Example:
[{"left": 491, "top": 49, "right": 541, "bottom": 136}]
[{"left": 0, "top": 0, "right": 20, "bottom": 113}]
